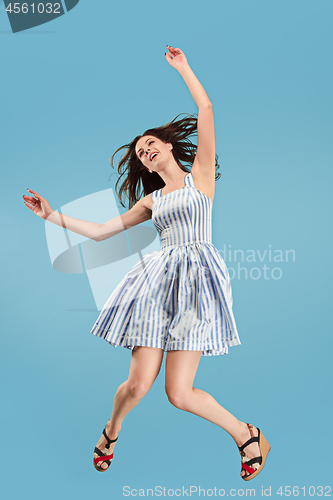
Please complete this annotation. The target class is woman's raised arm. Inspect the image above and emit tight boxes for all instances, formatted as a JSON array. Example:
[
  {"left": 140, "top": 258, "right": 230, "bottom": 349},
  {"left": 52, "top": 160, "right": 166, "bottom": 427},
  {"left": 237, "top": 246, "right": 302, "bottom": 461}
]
[
  {"left": 165, "top": 46, "right": 215, "bottom": 174},
  {"left": 23, "top": 190, "right": 152, "bottom": 242}
]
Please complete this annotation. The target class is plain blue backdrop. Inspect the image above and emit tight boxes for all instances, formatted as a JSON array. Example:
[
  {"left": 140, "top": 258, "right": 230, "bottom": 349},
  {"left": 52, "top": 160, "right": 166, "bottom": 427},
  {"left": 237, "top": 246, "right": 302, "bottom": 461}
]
[{"left": 1, "top": 0, "right": 332, "bottom": 498}]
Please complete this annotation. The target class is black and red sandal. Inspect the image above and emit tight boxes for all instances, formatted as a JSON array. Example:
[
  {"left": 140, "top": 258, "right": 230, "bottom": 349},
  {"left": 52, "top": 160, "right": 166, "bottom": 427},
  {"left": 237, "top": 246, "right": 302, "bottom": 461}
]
[
  {"left": 93, "top": 427, "right": 118, "bottom": 472},
  {"left": 238, "top": 423, "right": 271, "bottom": 481}
]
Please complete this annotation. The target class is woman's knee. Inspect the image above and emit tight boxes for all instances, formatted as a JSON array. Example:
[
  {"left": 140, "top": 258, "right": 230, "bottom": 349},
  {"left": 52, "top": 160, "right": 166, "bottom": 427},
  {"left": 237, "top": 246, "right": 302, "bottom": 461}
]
[
  {"left": 127, "top": 379, "right": 152, "bottom": 400},
  {"left": 165, "top": 386, "right": 190, "bottom": 411}
]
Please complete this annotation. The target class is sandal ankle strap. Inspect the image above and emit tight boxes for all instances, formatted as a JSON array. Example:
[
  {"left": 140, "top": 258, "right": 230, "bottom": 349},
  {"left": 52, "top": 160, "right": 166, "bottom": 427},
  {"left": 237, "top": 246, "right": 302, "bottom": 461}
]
[
  {"left": 103, "top": 428, "right": 118, "bottom": 449},
  {"left": 238, "top": 425, "right": 261, "bottom": 453}
]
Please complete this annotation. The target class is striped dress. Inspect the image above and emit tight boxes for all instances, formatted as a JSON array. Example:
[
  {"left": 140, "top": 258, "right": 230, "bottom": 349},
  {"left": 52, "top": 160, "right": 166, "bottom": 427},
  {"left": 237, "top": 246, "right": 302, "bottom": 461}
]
[{"left": 90, "top": 172, "right": 241, "bottom": 356}]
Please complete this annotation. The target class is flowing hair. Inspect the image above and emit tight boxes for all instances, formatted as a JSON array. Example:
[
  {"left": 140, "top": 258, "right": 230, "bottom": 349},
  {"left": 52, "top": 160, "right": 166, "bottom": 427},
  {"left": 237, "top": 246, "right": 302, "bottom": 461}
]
[{"left": 110, "top": 114, "right": 221, "bottom": 209}]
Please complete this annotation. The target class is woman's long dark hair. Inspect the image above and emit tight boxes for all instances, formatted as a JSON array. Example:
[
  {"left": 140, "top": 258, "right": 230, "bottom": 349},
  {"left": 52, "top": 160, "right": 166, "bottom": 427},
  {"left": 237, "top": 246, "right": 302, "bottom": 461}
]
[{"left": 110, "top": 114, "right": 221, "bottom": 208}]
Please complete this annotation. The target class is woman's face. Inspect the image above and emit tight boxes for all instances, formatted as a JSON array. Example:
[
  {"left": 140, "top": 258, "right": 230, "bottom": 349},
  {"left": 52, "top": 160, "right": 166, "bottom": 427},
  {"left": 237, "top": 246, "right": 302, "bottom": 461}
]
[{"left": 135, "top": 135, "right": 173, "bottom": 171}]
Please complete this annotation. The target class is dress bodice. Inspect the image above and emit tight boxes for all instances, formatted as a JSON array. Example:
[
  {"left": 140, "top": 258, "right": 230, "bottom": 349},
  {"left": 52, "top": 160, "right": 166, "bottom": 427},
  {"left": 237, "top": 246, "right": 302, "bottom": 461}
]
[{"left": 151, "top": 172, "right": 213, "bottom": 250}]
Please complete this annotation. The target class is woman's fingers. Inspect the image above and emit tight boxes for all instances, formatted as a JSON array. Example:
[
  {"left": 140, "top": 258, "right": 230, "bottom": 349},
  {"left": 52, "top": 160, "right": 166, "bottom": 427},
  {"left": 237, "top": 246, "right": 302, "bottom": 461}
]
[
  {"left": 23, "top": 201, "right": 37, "bottom": 212},
  {"left": 23, "top": 196, "right": 38, "bottom": 208},
  {"left": 22, "top": 196, "right": 36, "bottom": 208},
  {"left": 23, "top": 192, "right": 44, "bottom": 214},
  {"left": 166, "top": 45, "right": 177, "bottom": 57},
  {"left": 165, "top": 45, "right": 187, "bottom": 68},
  {"left": 27, "top": 188, "right": 43, "bottom": 201},
  {"left": 167, "top": 45, "right": 182, "bottom": 57},
  {"left": 23, "top": 195, "right": 38, "bottom": 203}
]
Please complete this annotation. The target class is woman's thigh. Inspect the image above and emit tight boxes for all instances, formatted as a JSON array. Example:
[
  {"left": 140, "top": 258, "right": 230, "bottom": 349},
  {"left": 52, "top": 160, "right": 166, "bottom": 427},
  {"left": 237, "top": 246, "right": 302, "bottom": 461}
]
[
  {"left": 127, "top": 346, "right": 164, "bottom": 397},
  {"left": 164, "top": 350, "right": 202, "bottom": 397}
]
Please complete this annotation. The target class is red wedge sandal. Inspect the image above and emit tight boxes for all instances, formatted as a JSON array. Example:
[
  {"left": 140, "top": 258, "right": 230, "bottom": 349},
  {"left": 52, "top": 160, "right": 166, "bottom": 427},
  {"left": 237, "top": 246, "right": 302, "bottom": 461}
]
[{"left": 238, "top": 423, "right": 271, "bottom": 481}]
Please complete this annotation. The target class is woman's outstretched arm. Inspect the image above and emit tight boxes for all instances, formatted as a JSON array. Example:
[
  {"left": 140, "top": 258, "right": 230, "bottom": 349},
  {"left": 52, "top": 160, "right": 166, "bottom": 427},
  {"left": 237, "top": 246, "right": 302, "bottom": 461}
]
[
  {"left": 23, "top": 190, "right": 151, "bottom": 242},
  {"left": 165, "top": 46, "right": 215, "bottom": 173}
]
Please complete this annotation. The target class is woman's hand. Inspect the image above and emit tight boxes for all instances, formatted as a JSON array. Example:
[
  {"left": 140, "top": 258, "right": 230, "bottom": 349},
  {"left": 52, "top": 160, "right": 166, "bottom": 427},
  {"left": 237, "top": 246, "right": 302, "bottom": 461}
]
[
  {"left": 23, "top": 189, "right": 53, "bottom": 220},
  {"left": 23, "top": 190, "right": 106, "bottom": 241},
  {"left": 165, "top": 45, "right": 189, "bottom": 71}
]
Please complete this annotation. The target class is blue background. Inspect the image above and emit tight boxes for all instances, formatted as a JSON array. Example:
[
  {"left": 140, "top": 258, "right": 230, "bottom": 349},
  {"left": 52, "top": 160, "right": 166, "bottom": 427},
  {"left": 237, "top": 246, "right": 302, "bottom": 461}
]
[{"left": 1, "top": 0, "right": 332, "bottom": 498}]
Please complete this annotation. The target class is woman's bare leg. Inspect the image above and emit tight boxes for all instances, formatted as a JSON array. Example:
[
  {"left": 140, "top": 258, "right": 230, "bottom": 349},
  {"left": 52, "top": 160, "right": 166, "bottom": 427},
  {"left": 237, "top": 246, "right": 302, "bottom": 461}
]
[
  {"left": 164, "top": 350, "right": 260, "bottom": 477},
  {"left": 95, "top": 346, "right": 164, "bottom": 469}
]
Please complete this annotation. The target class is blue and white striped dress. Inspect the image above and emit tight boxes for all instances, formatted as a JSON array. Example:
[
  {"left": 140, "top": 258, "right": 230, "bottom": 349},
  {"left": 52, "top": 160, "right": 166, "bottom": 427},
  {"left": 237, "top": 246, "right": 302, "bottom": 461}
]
[{"left": 90, "top": 172, "right": 241, "bottom": 356}]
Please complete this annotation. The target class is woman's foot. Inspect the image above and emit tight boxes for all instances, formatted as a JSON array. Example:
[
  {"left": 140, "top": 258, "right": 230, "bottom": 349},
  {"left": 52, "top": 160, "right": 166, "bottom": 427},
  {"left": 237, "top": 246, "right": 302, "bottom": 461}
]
[
  {"left": 93, "top": 420, "right": 119, "bottom": 471},
  {"left": 236, "top": 422, "right": 262, "bottom": 479}
]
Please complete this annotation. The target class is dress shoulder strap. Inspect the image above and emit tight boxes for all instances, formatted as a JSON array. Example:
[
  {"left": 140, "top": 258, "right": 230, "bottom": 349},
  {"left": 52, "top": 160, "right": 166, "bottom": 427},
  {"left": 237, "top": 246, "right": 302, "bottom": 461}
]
[
  {"left": 152, "top": 189, "right": 161, "bottom": 202},
  {"left": 185, "top": 171, "right": 194, "bottom": 187}
]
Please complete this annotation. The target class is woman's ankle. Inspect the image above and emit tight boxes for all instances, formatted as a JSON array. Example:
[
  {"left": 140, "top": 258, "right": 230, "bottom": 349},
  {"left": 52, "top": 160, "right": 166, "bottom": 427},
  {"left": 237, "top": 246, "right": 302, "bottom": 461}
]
[
  {"left": 233, "top": 421, "right": 251, "bottom": 447},
  {"left": 105, "top": 419, "right": 121, "bottom": 440}
]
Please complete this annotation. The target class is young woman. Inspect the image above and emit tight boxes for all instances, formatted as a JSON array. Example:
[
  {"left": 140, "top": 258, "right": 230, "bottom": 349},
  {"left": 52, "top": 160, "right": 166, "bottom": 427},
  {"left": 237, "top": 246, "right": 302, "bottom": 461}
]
[{"left": 23, "top": 45, "right": 270, "bottom": 480}]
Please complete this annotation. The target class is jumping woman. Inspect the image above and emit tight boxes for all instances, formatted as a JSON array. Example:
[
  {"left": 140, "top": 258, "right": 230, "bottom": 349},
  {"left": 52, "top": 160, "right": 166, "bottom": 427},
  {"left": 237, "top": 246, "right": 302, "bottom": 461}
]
[{"left": 23, "top": 45, "right": 270, "bottom": 480}]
